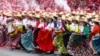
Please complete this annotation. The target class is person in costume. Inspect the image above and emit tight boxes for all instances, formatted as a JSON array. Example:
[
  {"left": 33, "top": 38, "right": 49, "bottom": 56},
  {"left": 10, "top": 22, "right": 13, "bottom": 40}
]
[
  {"left": 69, "top": 18, "right": 80, "bottom": 33},
  {"left": 22, "top": 15, "right": 31, "bottom": 28},
  {"left": 0, "top": 24, "right": 5, "bottom": 47},
  {"left": 30, "top": 17, "right": 37, "bottom": 29},
  {"left": 53, "top": 29, "right": 68, "bottom": 55},
  {"left": 62, "top": 18, "right": 72, "bottom": 51},
  {"left": 67, "top": 17, "right": 93, "bottom": 56},
  {"left": 9, "top": 16, "right": 23, "bottom": 49},
  {"left": 89, "top": 18, "right": 100, "bottom": 55},
  {"left": 5, "top": 17, "right": 15, "bottom": 48},
  {"left": 33, "top": 17, "right": 46, "bottom": 48},
  {"left": 36, "top": 18, "right": 55, "bottom": 53},
  {"left": 0, "top": 15, "right": 8, "bottom": 47},
  {"left": 21, "top": 25, "right": 34, "bottom": 52},
  {"left": 38, "top": 17, "right": 47, "bottom": 28}
]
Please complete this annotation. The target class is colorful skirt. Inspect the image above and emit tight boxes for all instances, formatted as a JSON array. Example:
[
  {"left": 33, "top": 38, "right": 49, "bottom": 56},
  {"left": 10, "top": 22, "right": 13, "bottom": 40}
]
[
  {"left": 10, "top": 33, "right": 21, "bottom": 48},
  {"left": 53, "top": 33, "right": 67, "bottom": 54},
  {"left": 92, "top": 36, "right": 100, "bottom": 53},
  {"left": 36, "top": 29, "right": 55, "bottom": 52},
  {"left": 0, "top": 30, "right": 4, "bottom": 47},
  {"left": 67, "top": 33, "right": 93, "bottom": 56},
  {"left": 33, "top": 28, "right": 41, "bottom": 47},
  {"left": 21, "top": 29, "right": 34, "bottom": 51},
  {"left": 71, "top": 33, "right": 87, "bottom": 45}
]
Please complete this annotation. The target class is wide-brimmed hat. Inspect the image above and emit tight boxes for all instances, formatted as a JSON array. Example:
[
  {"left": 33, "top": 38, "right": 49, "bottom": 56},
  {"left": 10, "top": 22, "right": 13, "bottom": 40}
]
[
  {"left": 92, "top": 18, "right": 99, "bottom": 22},
  {"left": 66, "top": 17, "right": 72, "bottom": 21},
  {"left": 72, "top": 16, "right": 80, "bottom": 21},
  {"left": 3, "top": 12, "right": 12, "bottom": 16}
]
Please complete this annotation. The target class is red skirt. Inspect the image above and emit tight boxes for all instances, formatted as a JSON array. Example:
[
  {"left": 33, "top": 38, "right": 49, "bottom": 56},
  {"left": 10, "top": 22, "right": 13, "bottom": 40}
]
[{"left": 36, "top": 29, "right": 55, "bottom": 52}]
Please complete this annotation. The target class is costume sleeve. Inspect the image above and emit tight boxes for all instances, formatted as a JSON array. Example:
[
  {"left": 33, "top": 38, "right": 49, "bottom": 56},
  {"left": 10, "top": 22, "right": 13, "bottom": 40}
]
[
  {"left": 92, "top": 25, "right": 99, "bottom": 34},
  {"left": 83, "top": 27, "right": 90, "bottom": 37},
  {"left": 75, "top": 26, "right": 80, "bottom": 33}
]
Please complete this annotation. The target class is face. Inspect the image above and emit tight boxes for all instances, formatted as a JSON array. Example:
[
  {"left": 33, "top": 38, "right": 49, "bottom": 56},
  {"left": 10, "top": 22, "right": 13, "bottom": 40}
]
[
  {"left": 49, "top": 19, "right": 53, "bottom": 22},
  {"left": 40, "top": 18, "right": 44, "bottom": 22}
]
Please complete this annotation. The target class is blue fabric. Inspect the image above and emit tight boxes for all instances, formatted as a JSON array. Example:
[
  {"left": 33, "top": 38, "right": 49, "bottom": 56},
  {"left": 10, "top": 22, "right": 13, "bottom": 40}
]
[
  {"left": 54, "top": 20, "right": 57, "bottom": 28},
  {"left": 21, "top": 29, "right": 34, "bottom": 51},
  {"left": 92, "top": 36, "right": 100, "bottom": 53}
]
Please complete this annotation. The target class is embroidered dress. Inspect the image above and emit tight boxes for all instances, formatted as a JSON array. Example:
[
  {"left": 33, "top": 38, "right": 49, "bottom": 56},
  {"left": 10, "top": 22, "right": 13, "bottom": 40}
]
[
  {"left": 53, "top": 32, "right": 67, "bottom": 54},
  {"left": 0, "top": 25, "right": 4, "bottom": 47},
  {"left": 21, "top": 29, "right": 34, "bottom": 51},
  {"left": 36, "top": 29, "right": 55, "bottom": 52},
  {"left": 67, "top": 26, "right": 93, "bottom": 56},
  {"left": 36, "top": 22, "right": 55, "bottom": 52},
  {"left": 92, "top": 36, "right": 100, "bottom": 53}
]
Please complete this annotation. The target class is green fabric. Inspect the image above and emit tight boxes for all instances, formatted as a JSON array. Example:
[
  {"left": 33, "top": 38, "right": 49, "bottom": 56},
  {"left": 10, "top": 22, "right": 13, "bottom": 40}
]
[
  {"left": 83, "top": 26, "right": 90, "bottom": 38},
  {"left": 71, "top": 26, "right": 90, "bottom": 45},
  {"left": 71, "top": 34, "right": 83, "bottom": 44},
  {"left": 53, "top": 33, "right": 67, "bottom": 54}
]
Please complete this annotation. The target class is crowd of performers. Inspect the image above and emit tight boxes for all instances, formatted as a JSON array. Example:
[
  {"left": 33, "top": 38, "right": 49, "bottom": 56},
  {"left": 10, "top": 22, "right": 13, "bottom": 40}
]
[{"left": 0, "top": 11, "right": 100, "bottom": 56}]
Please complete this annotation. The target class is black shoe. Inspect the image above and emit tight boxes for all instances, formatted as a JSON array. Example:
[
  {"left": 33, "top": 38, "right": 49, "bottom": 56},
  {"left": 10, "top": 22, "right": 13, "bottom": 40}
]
[
  {"left": 66, "top": 53, "right": 73, "bottom": 56},
  {"left": 61, "top": 53, "right": 73, "bottom": 56},
  {"left": 45, "top": 51, "right": 54, "bottom": 54},
  {"left": 97, "top": 52, "right": 100, "bottom": 56}
]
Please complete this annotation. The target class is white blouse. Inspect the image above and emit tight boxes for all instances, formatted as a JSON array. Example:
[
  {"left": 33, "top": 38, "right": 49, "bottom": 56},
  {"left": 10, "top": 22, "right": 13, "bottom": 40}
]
[
  {"left": 7, "top": 22, "right": 14, "bottom": 33},
  {"left": 22, "top": 18, "right": 28, "bottom": 27},
  {"left": 70, "top": 23, "right": 79, "bottom": 31},
  {"left": 15, "top": 21, "right": 22, "bottom": 27},
  {"left": 30, "top": 21, "right": 37, "bottom": 27},
  {"left": 1, "top": 17, "right": 7, "bottom": 25},
  {"left": 45, "top": 22, "right": 54, "bottom": 30},
  {"left": 80, "top": 25, "right": 84, "bottom": 33},
  {"left": 38, "top": 22, "right": 45, "bottom": 28},
  {"left": 22, "top": 18, "right": 31, "bottom": 27}
]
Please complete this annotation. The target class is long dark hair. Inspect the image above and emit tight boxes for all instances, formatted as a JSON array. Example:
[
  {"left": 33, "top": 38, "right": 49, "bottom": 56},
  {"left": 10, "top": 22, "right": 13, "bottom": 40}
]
[
  {"left": 94, "top": 22, "right": 99, "bottom": 26},
  {"left": 22, "top": 25, "right": 27, "bottom": 34}
]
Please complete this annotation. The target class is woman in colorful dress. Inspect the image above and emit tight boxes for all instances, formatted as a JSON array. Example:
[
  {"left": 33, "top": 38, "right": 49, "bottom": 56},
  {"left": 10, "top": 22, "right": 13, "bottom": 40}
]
[
  {"left": 21, "top": 25, "right": 34, "bottom": 52},
  {"left": 0, "top": 24, "right": 5, "bottom": 47},
  {"left": 53, "top": 29, "right": 68, "bottom": 55},
  {"left": 9, "top": 16, "right": 23, "bottom": 49},
  {"left": 67, "top": 19, "right": 93, "bottom": 56},
  {"left": 36, "top": 18, "right": 55, "bottom": 53},
  {"left": 5, "top": 17, "right": 14, "bottom": 48},
  {"left": 63, "top": 19, "right": 72, "bottom": 48},
  {"left": 89, "top": 18, "right": 100, "bottom": 55},
  {"left": 53, "top": 17, "right": 69, "bottom": 55}
]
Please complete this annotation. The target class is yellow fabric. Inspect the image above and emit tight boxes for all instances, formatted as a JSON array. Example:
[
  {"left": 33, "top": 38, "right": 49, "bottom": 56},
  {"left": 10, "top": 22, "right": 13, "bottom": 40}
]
[
  {"left": 18, "top": 26, "right": 23, "bottom": 32},
  {"left": 66, "top": 25, "right": 80, "bottom": 33},
  {"left": 66, "top": 25, "right": 71, "bottom": 31},
  {"left": 75, "top": 26, "right": 80, "bottom": 33},
  {"left": 10, "top": 26, "right": 23, "bottom": 38}
]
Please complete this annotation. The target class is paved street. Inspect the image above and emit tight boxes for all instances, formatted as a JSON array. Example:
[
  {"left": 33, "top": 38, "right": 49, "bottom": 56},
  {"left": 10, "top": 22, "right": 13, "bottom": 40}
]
[{"left": 0, "top": 48, "right": 58, "bottom": 56}]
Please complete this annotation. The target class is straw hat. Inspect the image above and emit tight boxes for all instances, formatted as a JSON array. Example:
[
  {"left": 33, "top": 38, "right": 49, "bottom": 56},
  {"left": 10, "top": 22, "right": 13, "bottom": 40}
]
[
  {"left": 15, "top": 13, "right": 22, "bottom": 17},
  {"left": 65, "top": 13, "right": 70, "bottom": 17},
  {"left": 86, "top": 14, "right": 92, "bottom": 19},
  {"left": 34, "top": 14, "right": 40, "bottom": 18},
  {"left": 52, "top": 13, "right": 57, "bottom": 17},
  {"left": 4, "top": 12, "right": 12, "bottom": 16},
  {"left": 28, "top": 14, "right": 34, "bottom": 17},
  {"left": 72, "top": 16, "right": 80, "bottom": 21},
  {"left": 92, "top": 18, "right": 99, "bottom": 22},
  {"left": 66, "top": 17, "right": 72, "bottom": 21},
  {"left": 94, "top": 14, "right": 99, "bottom": 18},
  {"left": 71, "top": 11, "right": 76, "bottom": 14},
  {"left": 80, "top": 18, "right": 88, "bottom": 23},
  {"left": 62, "top": 15, "right": 66, "bottom": 20},
  {"left": 0, "top": 11, "right": 3, "bottom": 15}
]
